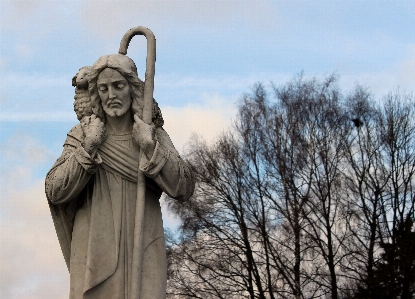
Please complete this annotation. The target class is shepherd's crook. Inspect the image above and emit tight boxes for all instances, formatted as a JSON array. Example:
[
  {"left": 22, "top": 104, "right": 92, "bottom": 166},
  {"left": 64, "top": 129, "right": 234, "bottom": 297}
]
[
  {"left": 119, "top": 26, "right": 157, "bottom": 299},
  {"left": 119, "top": 26, "right": 156, "bottom": 124}
]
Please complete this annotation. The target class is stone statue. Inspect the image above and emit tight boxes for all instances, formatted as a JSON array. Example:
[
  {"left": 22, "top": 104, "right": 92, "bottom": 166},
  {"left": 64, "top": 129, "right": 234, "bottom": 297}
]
[{"left": 45, "top": 27, "right": 195, "bottom": 299}]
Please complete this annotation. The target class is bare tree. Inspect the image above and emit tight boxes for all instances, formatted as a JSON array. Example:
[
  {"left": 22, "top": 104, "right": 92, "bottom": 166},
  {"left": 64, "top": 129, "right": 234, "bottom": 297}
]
[
  {"left": 341, "top": 86, "right": 388, "bottom": 296},
  {"left": 347, "top": 91, "right": 415, "bottom": 298},
  {"left": 166, "top": 76, "right": 415, "bottom": 299},
  {"left": 167, "top": 132, "right": 274, "bottom": 299}
]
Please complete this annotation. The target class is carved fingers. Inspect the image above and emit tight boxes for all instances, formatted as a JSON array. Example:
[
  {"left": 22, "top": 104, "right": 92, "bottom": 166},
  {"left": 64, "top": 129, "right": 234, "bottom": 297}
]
[
  {"left": 81, "top": 114, "right": 106, "bottom": 156},
  {"left": 133, "top": 114, "right": 156, "bottom": 157}
]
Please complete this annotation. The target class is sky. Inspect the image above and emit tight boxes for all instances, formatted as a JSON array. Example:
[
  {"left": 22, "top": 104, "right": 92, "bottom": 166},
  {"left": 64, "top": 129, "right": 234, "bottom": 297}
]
[{"left": 1, "top": 0, "right": 415, "bottom": 298}]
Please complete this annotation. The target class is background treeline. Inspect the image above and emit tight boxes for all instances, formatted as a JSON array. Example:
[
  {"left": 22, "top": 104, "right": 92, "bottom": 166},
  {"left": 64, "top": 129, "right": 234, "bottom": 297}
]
[{"left": 165, "top": 74, "right": 415, "bottom": 299}]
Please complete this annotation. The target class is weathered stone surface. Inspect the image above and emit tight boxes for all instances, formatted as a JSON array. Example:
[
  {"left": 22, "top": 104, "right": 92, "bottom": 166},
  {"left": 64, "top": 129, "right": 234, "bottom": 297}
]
[{"left": 45, "top": 28, "right": 195, "bottom": 299}]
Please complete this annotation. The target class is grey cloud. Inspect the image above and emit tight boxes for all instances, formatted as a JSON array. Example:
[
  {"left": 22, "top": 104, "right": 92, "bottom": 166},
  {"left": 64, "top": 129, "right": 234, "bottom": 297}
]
[{"left": 79, "top": 0, "right": 279, "bottom": 42}]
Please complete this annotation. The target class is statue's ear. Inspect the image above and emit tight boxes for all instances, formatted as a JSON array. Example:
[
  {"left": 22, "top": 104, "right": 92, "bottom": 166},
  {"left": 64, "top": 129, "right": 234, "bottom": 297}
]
[{"left": 72, "top": 74, "right": 78, "bottom": 87}]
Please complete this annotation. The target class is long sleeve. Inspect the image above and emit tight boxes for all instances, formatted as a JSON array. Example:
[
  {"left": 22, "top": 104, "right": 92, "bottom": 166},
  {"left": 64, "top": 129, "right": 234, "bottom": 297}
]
[
  {"left": 45, "top": 124, "right": 102, "bottom": 205},
  {"left": 139, "top": 127, "right": 195, "bottom": 202}
]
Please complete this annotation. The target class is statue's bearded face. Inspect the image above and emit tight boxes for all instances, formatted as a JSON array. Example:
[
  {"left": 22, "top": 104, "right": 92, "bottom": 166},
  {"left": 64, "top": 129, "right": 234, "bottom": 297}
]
[{"left": 97, "top": 68, "right": 131, "bottom": 117}]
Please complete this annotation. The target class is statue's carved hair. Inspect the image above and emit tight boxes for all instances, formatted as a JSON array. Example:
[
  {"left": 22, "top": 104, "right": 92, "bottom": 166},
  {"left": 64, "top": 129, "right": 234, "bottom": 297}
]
[{"left": 88, "top": 54, "right": 164, "bottom": 127}]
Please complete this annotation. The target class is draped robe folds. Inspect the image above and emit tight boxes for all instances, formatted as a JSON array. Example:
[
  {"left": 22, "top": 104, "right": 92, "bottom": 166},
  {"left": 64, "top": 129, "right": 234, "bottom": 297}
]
[{"left": 45, "top": 124, "right": 194, "bottom": 299}]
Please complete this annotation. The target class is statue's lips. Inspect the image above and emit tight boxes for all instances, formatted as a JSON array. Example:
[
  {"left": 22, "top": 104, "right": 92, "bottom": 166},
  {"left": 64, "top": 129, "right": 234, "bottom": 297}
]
[{"left": 107, "top": 101, "right": 123, "bottom": 108}]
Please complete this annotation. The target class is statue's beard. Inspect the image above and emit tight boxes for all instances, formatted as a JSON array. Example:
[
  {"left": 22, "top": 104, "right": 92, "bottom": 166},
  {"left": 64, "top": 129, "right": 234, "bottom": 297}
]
[{"left": 102, "top": 101, "right": 131, "bottom": 118}]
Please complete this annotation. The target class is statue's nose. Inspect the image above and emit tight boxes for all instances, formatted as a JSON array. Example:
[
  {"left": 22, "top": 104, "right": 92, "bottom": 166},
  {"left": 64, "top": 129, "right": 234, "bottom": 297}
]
[{"left": 108, "top": 87, "right": 116, "bottom": 99}]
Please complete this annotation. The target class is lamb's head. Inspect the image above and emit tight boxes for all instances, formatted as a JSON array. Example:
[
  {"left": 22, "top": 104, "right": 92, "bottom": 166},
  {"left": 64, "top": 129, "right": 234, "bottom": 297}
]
[{"left": 72, "top": 66, "right": 93, "bottom": 121}]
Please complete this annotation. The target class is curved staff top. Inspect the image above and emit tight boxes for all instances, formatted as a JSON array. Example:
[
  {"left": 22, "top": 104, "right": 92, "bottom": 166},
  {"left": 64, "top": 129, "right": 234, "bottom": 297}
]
[
  {"left": 118, "top": 26, "right": 159, "bottom": 299},
  {"left": 118, "top": 26, "right": 156, "bottom": 125}
]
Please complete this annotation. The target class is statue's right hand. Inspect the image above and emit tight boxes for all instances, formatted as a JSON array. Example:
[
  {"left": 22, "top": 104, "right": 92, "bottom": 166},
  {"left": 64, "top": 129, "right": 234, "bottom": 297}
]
[{"left": 81, "top": 114, "right": 106, "bottom": 156}]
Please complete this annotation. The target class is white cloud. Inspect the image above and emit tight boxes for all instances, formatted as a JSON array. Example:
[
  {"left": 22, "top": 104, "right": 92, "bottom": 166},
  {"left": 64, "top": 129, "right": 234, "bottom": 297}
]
[
  {"left": 158, "top": 91, "right": 239, "bottom": 230},
  {"left": 0, "top": 57, "right": 5, "bottom": 73},
  {"left": 14, "top": 43, "right": 35, "bottom": 60},
  {"left": 0, "top": 179, "right": 69, "bottom": 299},
  {"left": 158, "top": 73, "right": 270, "bottom": 94},
  {"left": 2, "top": 72, "right": 68, "bottom": 89},
  {"left": 338, "top": 43, "right": 415, "bottom": 99},
  {"left": 1, "top": 0, "right": 70, "bottom": 38},
  {"left": 0, "top": 71, "right": 74, "bottom": 121},
  {"left": 0, "top": 112, "right": 74, "bottom": 122},
  {"left": 160, "top": 196, "right": 181, "bottom": 230},
  {"left": 395, "top": 44, "right": 415, "bottom": 92},
  {"left": 154, "top": 71, "right": 292, "bottom": 109},
  {"left": 0, "top": 134, "right": 57, "bottom": 196},
  {"left": 162, "top": 93, "right": 237, "bottom": 152},
  {"left": 0, "top": 134, "right": 69, "bottom": 299}
]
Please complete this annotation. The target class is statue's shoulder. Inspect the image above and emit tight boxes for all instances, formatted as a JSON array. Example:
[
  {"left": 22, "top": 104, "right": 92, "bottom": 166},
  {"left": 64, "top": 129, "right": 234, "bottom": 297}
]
[{"left": 64, "top": 123, "right": 84, "bottom": 147}]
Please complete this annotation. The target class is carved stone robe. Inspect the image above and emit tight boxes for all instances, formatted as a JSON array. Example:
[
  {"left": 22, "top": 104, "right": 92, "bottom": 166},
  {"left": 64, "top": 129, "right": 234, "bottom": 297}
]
[{"left": 45, "top": 124, "right": 194, "bottom": 299}]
